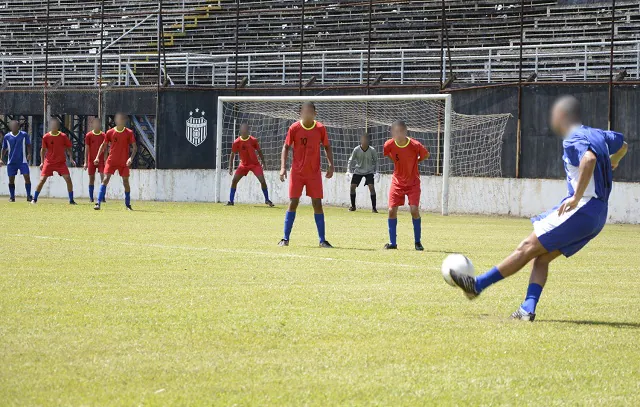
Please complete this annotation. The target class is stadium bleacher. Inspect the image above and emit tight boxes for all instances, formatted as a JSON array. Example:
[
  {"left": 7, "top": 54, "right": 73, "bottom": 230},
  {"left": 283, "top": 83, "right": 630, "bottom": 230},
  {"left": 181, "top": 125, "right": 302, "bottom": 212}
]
[{"left": 0, "top": 0, "right": 638, "bottom": 86}]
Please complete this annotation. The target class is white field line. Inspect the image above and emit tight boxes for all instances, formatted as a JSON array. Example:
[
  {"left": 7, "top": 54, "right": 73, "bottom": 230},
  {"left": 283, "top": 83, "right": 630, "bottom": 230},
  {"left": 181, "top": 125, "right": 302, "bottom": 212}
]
[{"left": 8, "top": 233, "right": 431, "bottom": 270}]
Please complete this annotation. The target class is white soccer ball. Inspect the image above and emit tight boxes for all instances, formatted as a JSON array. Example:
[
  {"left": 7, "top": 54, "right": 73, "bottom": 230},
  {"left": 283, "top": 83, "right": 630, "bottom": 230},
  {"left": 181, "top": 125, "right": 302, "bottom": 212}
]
[{"left": 441, "top": 254, "right": 475, "bottom": 286}]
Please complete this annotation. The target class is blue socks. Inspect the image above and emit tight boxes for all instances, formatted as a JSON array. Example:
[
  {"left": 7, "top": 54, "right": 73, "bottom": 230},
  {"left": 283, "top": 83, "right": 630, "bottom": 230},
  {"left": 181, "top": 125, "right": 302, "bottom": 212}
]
[
  {"left": 283, "top": 211, "right": 296, "bottom": 241},
  {"left": 475, "top": 266, "right": 504, "bottom": 293},
  {"left": 97, "top": 185, "right": 107, "bottom": 204},
  {"left": 521, "top": 283, "right": 543, "bottom": 314},
  {"left": 33, "top": 191, "right": 40, "bottom": 202},
  {"left": 412, "top": 217, "right": 422, "bottom": 243},
  {"left": 25, "top": 183, "right": 31, "bottom": 197},
  {"left": 314, "top": 213, "right": 326, "bottom": 243},
  {"left": 229, "top": 187, "right": 236, "bottom": 203},
  {"left": 388, "top": 218, "right": 398, "bottom": 246},
  {"left": 89, "top": 185, "right": 95, "bottom": 201},
  {"left": 262, "top": 188, "right": 270, "bottom": 201},
  {"left": 8, "top": 183, "right": 15, "bottom": 199},
  {"left": 68, "top": 191, "right": 74, "bottom": 203},
  {"left": 125, "top": 191, "right": 131, "bottom": 206}
]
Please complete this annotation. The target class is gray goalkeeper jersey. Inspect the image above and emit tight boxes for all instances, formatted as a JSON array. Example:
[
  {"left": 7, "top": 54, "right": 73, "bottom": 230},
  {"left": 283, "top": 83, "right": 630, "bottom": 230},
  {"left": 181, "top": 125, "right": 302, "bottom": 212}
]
[{"left": 347, "top": 145, "right": 378, "bottom": 175}]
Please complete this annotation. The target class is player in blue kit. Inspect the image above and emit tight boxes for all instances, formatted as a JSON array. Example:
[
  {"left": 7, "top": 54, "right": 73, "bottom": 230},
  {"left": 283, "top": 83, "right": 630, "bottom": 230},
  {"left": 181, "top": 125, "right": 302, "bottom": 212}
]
[
  {"left": 447, "top": 95, "right": 628, "bottom": 321},
  {"left": 0, "top": 120, "right": 33, "bottom": 202}
]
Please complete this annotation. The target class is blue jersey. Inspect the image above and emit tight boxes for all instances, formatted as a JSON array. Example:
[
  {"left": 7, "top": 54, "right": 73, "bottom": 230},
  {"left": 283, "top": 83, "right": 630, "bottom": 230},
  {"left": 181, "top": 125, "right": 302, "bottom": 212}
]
[
  {"left": 2, "top": 131, "right": 31, "bottom": 165},
  {"left": 562, "top": 125, "right": 624, "bottom": 203}
]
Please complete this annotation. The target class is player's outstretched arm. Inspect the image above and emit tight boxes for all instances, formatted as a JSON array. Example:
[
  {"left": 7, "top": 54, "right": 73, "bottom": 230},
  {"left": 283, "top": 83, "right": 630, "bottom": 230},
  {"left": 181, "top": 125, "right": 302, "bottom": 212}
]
[
  {"left": 126, "top": 143, "right": 138, "bottom": 167},
  {"left": 558, "top": 150, "right": 597, "bottom": 215},
  {"left": 228, "top": 151, "right": 236, "bottom": 175},
  {"left": 611, "top": 141, "right": 628, "bottom": 170},
  {"left": 279, "top": 144, "right": 290, "bottom": 182},
  {"left": 324, "top": 144, "right": 335, "bottom": 179},
  {"left": 346, "top": 147, "right": 356, "bottom": 175}
]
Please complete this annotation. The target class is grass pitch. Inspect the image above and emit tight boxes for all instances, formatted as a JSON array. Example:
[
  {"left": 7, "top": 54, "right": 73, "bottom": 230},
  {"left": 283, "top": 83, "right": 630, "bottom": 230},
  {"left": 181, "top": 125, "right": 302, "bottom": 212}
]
[{"left": 1, "top": 199, "right": 639, "bottom": 406}]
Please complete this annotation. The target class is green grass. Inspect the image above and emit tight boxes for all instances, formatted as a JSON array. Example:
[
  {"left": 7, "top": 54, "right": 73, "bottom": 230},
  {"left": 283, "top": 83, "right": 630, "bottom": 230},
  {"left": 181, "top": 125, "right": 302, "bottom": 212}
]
[{"left": 1, "top": 199, "right": 639, "bottom": 406}]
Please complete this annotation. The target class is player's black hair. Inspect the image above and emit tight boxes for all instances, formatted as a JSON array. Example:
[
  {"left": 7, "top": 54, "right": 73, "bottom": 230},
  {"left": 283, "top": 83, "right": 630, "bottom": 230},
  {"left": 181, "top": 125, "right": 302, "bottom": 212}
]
[
  {"left": 391, "top": 120, "right": 407, "bottom": 130},
  {"left": 299, "top": 101, "right": 316, "bottom": 112}
]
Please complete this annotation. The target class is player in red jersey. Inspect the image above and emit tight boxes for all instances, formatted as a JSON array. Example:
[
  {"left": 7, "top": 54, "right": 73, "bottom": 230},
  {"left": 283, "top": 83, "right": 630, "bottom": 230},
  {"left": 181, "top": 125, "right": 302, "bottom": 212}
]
[
  {"left": 84, "top": 117, "right": 107, "bottom": 203},
  {"left": 383, "top": 120, "right": 429, "bottom": 251},
  {"left": 93, "top": 113, "right": 137, "bottom": 211},
  {"left": 32, "top": 118, "right": 77, "bottom": 205},
  {"left": 226, "top": 123, "right": 274, "bottom": 207},
  {"left": 278, "top": 102, "right": 335, "bottom": 248}
]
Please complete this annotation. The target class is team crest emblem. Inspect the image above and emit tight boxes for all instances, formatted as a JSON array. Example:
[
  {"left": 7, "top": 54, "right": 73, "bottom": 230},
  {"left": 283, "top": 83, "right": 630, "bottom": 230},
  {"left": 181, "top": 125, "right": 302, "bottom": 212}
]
[{"left": 186, "top": 108, "right": 207, "bottom": 147}]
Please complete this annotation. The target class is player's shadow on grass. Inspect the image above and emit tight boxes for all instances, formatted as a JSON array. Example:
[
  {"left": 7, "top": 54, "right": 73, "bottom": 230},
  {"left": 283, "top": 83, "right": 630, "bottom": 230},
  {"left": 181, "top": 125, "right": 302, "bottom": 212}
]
[{"left": 543, "top": 319, "right": 640, "bottom": 329}]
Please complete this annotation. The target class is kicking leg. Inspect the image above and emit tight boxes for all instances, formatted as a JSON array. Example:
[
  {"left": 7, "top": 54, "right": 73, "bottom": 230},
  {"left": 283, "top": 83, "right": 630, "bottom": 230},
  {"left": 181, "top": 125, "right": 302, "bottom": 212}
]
[
  {"left": 227, "top": 173, "right": 244, "bottom": 205},
  {"left": 385, "top": 206, "right": 399, "bottom": 249},
  {"left": 368, "top": 183, "right": 377, "bottom": 213},
  {"left": 451, "top": 232, "right": 548, "bottom": 298},
  {"left": 256, "top": 175, "right": 273, "bottom": 207},
  {"left": 23, "top": 173, "right": 32, "bottom": 201},
  {"left": 511, "top": 250, "right": 562, "bottom": 321},
  {"left": 349, "top": 183, "right": 357, "bottom": 211},
  {"left": 123, "top": 177, "right": 132, "bottom": 210},
  {"left": 312, "top": 198, "right": 331, "bottom": 247},
  {"left": 279, "top": 198, "right": 299, "bottom": 245},
  {"left": 62, "top": 174, "right": 76, "bottom": 204},
  {"left": 410, "top": 205, "right": 423, "bottom": 251},
  {"left": 8, "top": 175, "right": 16, "bottom": 201}
]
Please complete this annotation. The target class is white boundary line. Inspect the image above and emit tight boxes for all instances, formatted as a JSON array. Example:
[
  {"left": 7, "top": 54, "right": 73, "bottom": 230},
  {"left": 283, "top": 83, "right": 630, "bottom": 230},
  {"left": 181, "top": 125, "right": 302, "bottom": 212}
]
[{"left": 8, "top": 233, "right": 431, "bottom": 270}]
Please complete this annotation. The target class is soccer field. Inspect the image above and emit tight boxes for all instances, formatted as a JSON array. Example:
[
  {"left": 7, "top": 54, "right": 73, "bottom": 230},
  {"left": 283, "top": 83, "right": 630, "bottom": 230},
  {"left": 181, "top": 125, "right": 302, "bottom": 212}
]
[{"left": 1, "top": 200, "right": 639, "bottom": 406}]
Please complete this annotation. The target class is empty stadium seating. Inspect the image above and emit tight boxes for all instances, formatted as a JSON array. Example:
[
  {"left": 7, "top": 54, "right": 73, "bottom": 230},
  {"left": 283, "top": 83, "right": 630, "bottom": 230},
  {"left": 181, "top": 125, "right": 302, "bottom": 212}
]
[{"left": 0, "top": 0, "right": 638, "bottom": 86}]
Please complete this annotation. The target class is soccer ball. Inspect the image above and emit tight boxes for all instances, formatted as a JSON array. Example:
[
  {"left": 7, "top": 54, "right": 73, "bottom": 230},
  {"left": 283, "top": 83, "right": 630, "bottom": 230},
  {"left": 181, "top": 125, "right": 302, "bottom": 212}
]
[{"left": 441, "top": 254, "right": 475, "bottom": 286}]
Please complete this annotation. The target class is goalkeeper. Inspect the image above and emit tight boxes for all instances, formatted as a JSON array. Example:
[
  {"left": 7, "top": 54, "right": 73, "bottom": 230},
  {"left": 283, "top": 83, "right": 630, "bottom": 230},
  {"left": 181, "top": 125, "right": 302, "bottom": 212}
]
[{"left": 346, "top": 134, "right": 379, "bottom": 213}]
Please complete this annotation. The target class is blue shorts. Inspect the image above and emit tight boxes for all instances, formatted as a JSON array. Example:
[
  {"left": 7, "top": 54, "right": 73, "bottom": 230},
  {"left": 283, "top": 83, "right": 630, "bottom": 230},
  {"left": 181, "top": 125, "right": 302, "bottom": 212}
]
[
  {"left": 531, "top": 197, "right": 607, "bottom": 258},
  {"left": 7, "top": 163, "right": 30, "bottom": 177}
]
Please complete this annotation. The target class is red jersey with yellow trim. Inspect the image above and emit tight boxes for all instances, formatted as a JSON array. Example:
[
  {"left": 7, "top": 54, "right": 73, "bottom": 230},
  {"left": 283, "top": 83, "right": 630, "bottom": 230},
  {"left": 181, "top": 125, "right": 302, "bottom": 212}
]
[
  {"left": 232, "top": 135, "right": 261, "bottom": 166},
  {"left": 85, "top": 130, "right": 106, "bottom": 164},
  {"left": 105, "top": 127, "right": 135, "bottom": 166},
  {"left": 383, "top": 137, "right": 429, "bottom": 188},
  {"left": 42, "top": 132, "right": 72, "bottom": 165},
  {"left": 285, "top": 120, "right": 329, "bottom": 177}
]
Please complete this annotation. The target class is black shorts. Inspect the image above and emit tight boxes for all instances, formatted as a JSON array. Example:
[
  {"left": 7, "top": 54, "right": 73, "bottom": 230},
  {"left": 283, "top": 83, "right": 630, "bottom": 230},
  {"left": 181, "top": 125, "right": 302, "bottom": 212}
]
[{"left": 351, "top": 173, "right": 375, "bottom": 186}]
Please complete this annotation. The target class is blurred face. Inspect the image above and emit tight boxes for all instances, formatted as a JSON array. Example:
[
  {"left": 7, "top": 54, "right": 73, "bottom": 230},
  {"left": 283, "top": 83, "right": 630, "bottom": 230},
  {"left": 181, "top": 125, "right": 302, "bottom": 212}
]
[
  {"left": 92, "top": 117, "right": 102, "bottom": 131},
  {"left": 115, "top": 114, "right": 127, "bottom": 128},
  {"left": 360, "top": 134, "right": 369, "bottom": 148},
  {"left": 239, "top": 124, "right": 249, "bottom": 137},
  {"left": 391, "top": 124, "right": 408, "bottom": 141},
  {"left": 49, "top": 119, "right": 60, "bottom": 133},
  {"left": 300, "top": 104, "right": 316, "bottom": 124},
  {"left": 9, "top": 121, "right": 19, "bottom": 133}
]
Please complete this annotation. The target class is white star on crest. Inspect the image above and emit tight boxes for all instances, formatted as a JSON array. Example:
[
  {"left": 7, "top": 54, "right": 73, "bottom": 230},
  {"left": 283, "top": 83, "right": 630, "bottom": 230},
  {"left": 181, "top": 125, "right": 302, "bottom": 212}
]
[
  {"left": 195, "top": 108, "right": 200, "bottom": 113},
  {"left": 189, "top": 111, "right": 193, "bottom": 116},
  {"left": 202, "top": 111, "right": 206, "bottom": 116}
]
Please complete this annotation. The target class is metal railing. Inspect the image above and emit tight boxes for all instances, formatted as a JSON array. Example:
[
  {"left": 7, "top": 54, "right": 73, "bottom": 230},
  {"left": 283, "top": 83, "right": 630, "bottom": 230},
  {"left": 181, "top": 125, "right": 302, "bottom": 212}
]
[{"left": 1, "top": 40, "right": 639, "bottom": 87}]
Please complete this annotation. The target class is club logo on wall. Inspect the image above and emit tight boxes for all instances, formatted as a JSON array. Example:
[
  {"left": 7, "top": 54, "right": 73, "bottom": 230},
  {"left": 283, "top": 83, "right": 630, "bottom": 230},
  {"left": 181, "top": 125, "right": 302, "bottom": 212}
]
[{"left": 186, "top": 108, "right": 207, "bottom": 147}]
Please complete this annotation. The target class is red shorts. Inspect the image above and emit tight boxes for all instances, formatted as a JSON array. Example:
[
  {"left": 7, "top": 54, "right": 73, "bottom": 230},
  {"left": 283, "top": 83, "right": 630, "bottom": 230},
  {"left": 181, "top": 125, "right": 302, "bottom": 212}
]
[
  {"left": 289, "top": 171, "right": 323, "bottom": 199},
  {"left": 41, "top": 162, "right": 69, "bottom": 177},
  {"left": 87, "top": 162, "right": 105, "bottom": 176},
  {"left": 389, "top": 182, "right": 421, "bottom": 208},
  {"left": 235, "top": 164, "right": 264, "bottom": 177},
  {"left": 104, "top": 162, "right": 130, "bottom": 177}
]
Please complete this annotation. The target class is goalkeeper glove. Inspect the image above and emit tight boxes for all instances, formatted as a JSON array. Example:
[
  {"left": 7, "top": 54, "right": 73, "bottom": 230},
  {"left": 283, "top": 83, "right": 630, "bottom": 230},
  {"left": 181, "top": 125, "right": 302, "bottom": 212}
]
[
  {"left": 346, "top": 171, "right": 352, "bottom": 180},
  {"left": 374, "top": 173, "right": 380, "bottom": 183}
]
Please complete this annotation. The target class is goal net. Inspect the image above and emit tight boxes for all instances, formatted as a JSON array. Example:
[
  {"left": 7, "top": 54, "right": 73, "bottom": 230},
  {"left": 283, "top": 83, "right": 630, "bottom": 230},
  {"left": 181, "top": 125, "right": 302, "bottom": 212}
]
[{"left": 216, "top": 95, "right": 511, "bottom": 214}]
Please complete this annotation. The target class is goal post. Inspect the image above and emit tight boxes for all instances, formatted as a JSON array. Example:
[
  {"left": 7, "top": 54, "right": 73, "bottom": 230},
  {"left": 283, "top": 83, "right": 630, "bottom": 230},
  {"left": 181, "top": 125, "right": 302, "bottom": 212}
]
[{"left": 215, "top": 94, "right": 510, "bottom": 215}]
